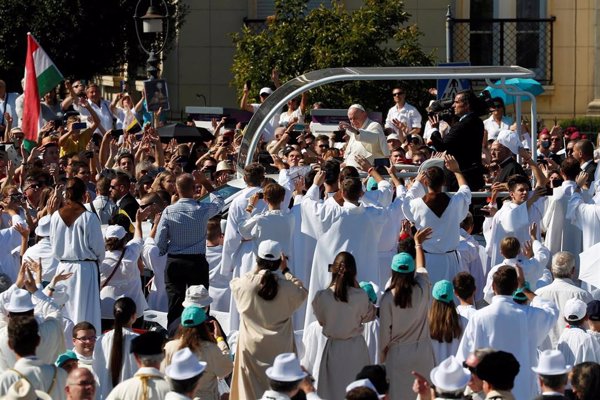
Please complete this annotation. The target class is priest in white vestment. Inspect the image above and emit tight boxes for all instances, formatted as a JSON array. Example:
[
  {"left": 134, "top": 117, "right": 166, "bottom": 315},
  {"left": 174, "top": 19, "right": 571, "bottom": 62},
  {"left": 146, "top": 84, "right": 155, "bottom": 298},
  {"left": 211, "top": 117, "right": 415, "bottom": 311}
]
[
  {"left": 456, "top": 265, "right": 558, "bottom": 400},
  {"left": 401, "top": 155, "right": 471, "bottom": 285}
]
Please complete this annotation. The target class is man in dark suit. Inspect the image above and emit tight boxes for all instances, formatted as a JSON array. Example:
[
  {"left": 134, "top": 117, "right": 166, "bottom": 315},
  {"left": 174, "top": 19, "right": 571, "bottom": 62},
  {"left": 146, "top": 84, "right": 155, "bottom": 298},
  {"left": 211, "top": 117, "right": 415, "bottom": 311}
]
[
  {"left": 430, "top": 90, "right": 485, "bottom": 191},
  {"left": 573, "top": 139, "right": 597, "bottom": 186},
  {"left": 531, "top": 349, "right": 569, "bottom": 400},
  {"left": 110, "top": 173, "right": 139, "bottom": 221}
]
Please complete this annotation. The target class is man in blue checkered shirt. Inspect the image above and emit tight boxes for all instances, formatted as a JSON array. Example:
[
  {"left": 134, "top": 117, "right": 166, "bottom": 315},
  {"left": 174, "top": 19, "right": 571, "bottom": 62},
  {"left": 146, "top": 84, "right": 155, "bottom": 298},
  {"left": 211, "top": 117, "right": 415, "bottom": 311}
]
[{"left": 155, "top": 171, "right": 224, "bottom": 324}]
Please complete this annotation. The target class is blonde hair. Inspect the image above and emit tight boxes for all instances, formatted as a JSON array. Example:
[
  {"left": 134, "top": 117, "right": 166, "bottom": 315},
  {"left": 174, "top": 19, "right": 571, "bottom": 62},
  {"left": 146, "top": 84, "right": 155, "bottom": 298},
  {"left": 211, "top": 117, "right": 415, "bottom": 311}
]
[{"left": 150, "top": 171, "right": 176, "bottom": 193}]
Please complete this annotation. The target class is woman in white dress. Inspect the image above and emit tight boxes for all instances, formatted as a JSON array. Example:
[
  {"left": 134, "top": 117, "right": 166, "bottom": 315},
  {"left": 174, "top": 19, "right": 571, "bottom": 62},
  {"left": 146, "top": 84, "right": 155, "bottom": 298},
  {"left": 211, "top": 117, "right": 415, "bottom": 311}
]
[
  {"left": 99, "top": 209, "right": 147, "bottom": 330},
  {"left": 428, "top": 279, "right": 464, "bottom": 364},
  {"left": 93, "top": 297, "right": 139, "bottom": 399},
  {"left": 312, "top": 252, "right": 377, "bottom": 400},
  {"left": 51, "top": 177, "right": 105, "bottom": 333}
]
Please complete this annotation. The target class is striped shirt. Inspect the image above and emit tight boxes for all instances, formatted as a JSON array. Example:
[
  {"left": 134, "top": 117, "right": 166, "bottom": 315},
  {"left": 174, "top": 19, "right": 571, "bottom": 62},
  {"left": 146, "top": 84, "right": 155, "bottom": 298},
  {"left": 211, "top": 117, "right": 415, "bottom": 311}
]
[{"left": 155, "top": 194, "right": 224, "bottom": 256}]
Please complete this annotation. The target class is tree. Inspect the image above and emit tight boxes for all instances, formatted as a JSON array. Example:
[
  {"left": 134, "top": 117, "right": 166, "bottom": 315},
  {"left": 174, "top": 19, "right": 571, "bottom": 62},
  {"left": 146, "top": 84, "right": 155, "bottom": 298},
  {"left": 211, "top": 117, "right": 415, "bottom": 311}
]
[
  {"left": 0, "top": 0, "right": 187, "bottom": 92},
  {"left": 231, "top": 0, "right": 436, "bottom": 112}
]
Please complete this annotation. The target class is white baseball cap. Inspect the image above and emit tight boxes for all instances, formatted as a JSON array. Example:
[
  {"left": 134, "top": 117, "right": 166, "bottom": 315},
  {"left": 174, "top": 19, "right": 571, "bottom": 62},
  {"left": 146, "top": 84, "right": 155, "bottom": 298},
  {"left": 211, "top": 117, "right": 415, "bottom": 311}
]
[{"left": 257, "top": 240, "right": 282, "bottom": 261}]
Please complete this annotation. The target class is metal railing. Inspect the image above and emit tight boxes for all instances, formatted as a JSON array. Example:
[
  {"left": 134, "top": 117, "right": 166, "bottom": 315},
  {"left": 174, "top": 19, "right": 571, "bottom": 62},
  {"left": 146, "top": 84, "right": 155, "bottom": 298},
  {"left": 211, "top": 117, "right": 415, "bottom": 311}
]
[{"left": 447, "top": 14, "right": 556, "bottom": 85}]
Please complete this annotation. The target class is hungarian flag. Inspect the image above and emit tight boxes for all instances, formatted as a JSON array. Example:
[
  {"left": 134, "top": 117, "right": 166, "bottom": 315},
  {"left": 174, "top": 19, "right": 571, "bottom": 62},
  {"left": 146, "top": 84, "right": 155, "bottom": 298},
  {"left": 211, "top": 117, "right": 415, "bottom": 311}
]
[{"left": 22, "top": 33, "right": 63, "bottom": 143}]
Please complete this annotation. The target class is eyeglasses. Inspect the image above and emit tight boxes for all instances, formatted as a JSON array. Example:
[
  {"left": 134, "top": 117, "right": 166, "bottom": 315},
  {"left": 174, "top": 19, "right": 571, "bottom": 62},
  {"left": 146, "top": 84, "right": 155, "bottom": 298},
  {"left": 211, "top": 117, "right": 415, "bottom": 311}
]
[
  {"left": 392, "top": 92, "right": 405, "bottom": 96},
  {"left": 68, "top": 380, "right": 95, "bottom": 387},
  {"left": 318, "top": 144, "right": 329, "bottom": 149},
  {"left": 75, "top": 335, "right": 96, "bottom": 342}
]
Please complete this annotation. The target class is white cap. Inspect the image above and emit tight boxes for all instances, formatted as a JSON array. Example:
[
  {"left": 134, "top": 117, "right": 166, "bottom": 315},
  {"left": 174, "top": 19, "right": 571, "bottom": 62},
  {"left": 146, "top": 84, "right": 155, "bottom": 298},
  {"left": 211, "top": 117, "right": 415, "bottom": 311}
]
[
  {"left": 346, "top": 379, "right": 383, "bottom": 398},
  {"left": 564, "top": 298, "right": 587, "bottom": 322},
  {"left": 34, "top": 215, "right": 51, "bottom": 237},
  {"left": 6, "top": 289, "right": 34, "bottom": 313},
  {"left": 104, "top": 225, "right": 127, "bottom": 240},
  {"left": 216, "top": 160, "right": 234, "bottom": 173},
  {"left": 386, "top": 133, "right": 401, "bottom": 142},
  {"left": 265, "top": 353, "right": 307, "bottom": 382},
  {"left": 182, "top": 285, "right": 213, "bottom": 308},
  {"left": 2, "top": 378, "right": 52, "bottom": 400},
  {"left": 257, "top": 240, "right": 282, "bottom": 261},
  {"left": 259, "top": 87, "right": 273, "bottom": 96},
  {"left": 496, "top": 129, "right": 520, "bottom": 155},
  {"left": 165, "top": 347, "right": 207, "bottom": 380},
  {"left": 429, "top": 355, "right": 471, "bottom": 392},
  {"left": 532, "top": 349, "right": 571, "bottom": 375}
]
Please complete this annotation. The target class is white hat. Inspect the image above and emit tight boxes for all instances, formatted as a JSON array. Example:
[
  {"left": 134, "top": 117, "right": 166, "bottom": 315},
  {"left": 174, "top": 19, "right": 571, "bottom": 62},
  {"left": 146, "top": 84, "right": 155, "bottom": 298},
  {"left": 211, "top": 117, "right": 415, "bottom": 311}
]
[
  {"left": 496, "top": 129, "right": 520, "bottom": 155},
  {"left": 346, "top": 379, "right": 384, "bottom": 399},
  {"left": 265, "top": 353, "right": 307, "bottom": 382},
  {"left": 257, "top": 240, "right": 282, "bottom": 261},
  {"left": 429, "top": 355, "right": 471, "bottom": 392},
  {"left": 532, "top": 349, "right": 571, "bottom": 375},
  {"left": 34, "top": 215, "right": 51, "bottom": 237},
  {"left": 386, "top": 133, "right": 401, "bottom": 142},
  {"left": 564, "top": 298, "right": 587, "bottom": 322},
  {"left": 6, "top": 289, "right": 34, "bottom": 313},
  {"left": 182, "top": 285, "right": 213, "bottom": 308},
  {"left": 259, "top": 87, "right": 273, "bottom": 96},
  {"left": 165, "top": 347, "right": 207, "bottom": 380},
  {"left": 1, "top": 378, "right": 51, "bottom": 400},
  {"left": 216, "top": 160, "right": 234, "bottom": 173},
  {"left": 104, "top": 225, "right": 127, "bottom": 240}
]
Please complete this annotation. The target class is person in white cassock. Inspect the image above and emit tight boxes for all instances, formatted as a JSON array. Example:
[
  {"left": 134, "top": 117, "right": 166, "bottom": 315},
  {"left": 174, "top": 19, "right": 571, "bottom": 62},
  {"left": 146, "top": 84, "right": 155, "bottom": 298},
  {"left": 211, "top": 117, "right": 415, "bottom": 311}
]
[
  {"left": 457, "top": 213, "right": 485, "bottom": 303},
  {"left": 0, "top": 197, "right": 29, "bottom": 283},
  {"left": 482, "top": 227, "right": 550, "bottom": 304},
  {"left": 106, "top": 331, "right": 170, "bottom": 400},
  {"left": 301, "top": 170, "right": 386, "bottom": 332},
  {"left": 483, "top": 165, "right": 547, "bottom": 269},
  {"left": 535, "top": 251, "right": 593, "bottom": 349},
  {"left": 206, "top": 217, "right": 230, "bottom": 314},
  {"left": 543, "top": 158, "right": 584, "bottom": 259},
  {"left": 260, "top": 353, "right": 322, "bottom": 400},
  {"left": 0, "top": 284, "right": 65, "bottom": 372},
  {"left": 51, "top": 178, "right": 105, "bottom": 333},
  {"left": 556, "top": 298, "right": 599, "bottom": 366},
  {"left": 401, "top": 154, "right": 471, "bottom": 285},
  {"left": 339, "top": 104, "right": 388, "bottom": 168},
  {"left": 567, "top": 172, "right": 600, "bottom": 249},
  {"left": 221, "top": 163, "right": 266, "bottom": 332},
  {"left": 23, "top": 215, "right": 58, "bottom": 283},
  {"left": 0, "top": 316, "right": 67, "bottom": 400},
  {"left": 456, "top": 264, "right": 558, "bottom": 400},
  {"left": 163, "top": 347, "right": 206, "bottom": 400}
]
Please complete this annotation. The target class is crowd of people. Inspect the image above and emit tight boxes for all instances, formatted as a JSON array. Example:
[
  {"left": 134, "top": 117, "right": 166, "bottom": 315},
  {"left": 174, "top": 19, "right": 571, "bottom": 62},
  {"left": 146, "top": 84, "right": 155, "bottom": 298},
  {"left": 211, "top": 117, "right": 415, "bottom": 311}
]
[{"left": 1, "top": 74, "right": 600, "bottom": 400}]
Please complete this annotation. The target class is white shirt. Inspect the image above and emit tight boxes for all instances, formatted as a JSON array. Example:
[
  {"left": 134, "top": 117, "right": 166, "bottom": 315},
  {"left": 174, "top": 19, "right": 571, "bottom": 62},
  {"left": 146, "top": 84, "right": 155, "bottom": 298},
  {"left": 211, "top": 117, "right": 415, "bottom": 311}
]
[
  {"left": 0, "top": 92, "right": 19, "bottom": 127},
  {"left": 0, "top": 357, "right": 67, "bottom": 400},
  {"left": 106, "top": 367, "right": 170, "bottom": 400},
  {"left": 483, "top": 115, "right": 512, "bottom": 141},
  {"left": 557, "top": 326, "right": 599, "bottom": 365},
  {"left": 75, "top": 99, "right": 114, "bottom": 134},
  {"left": 385, "top": 102, "right": 422, "bottom": 133},
  {"left": 456, "top": 295, "right": 558, "bottom": 400}
]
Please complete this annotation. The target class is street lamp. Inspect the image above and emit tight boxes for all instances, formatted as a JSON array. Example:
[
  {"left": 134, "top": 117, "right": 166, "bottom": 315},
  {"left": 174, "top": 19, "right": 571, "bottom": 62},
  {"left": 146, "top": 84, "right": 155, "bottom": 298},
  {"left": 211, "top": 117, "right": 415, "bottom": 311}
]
[{"left": 134, "top": 0, "right": 169, "bottom": 80}]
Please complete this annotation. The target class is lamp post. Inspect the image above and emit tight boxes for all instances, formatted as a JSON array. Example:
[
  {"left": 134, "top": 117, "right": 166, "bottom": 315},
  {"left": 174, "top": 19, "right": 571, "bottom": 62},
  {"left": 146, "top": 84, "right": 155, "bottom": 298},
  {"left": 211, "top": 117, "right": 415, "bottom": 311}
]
[{"left": 134, "top": 0, "right": 169, "bottom": 80}]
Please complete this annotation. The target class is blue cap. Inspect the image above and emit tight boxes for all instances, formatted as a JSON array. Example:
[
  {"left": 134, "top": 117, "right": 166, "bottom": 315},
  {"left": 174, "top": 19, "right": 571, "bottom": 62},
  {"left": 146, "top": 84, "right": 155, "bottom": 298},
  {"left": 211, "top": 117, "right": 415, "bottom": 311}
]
[
  {"left": 359, "top": 281, "right": 377, "bottom": 304},
  {"left": 181, "top": 306, "right": 208, "bottom": 327},
  {"left": 432, "top": 280, "right": 454, "bottom": 304},
  {"left": 55, "top": 350, "right": 78, "bottom": 367},
  {"left": 391, "top": 252, "right": 415, "bottom": 273},
  {"left": 366, "top": 177, "right": 378, "bottom": 191}
]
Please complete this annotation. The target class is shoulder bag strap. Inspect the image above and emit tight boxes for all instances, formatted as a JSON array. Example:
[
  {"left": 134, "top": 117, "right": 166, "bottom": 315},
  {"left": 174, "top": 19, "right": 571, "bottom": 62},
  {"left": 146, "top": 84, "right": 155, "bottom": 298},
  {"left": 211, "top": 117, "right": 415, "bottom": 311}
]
[
  {"left": 46, "top": 365, "right": 58, "bottom": 394},
  {"left": 101, "top": 248, "right": 127, "bottom": 289}
]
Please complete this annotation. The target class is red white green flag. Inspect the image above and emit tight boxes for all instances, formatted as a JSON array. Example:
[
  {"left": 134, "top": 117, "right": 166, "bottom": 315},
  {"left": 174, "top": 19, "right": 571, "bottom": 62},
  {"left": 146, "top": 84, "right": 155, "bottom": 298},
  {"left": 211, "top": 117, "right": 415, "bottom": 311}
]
[{"left": 22, "top": 33, "right": 63, "bottom": 142}]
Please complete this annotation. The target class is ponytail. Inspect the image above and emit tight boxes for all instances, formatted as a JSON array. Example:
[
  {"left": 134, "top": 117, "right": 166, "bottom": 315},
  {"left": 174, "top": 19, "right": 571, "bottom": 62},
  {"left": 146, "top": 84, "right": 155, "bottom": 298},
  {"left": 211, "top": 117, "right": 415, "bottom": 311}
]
[
  {"left": 109, "top": 297, "right": 136, "bottom": 387},
  {"left": 256, "top": 257, "right": 281, "bottom": 301},
  {"left": 329, "top": 252, "right": 357, "bottom": 303}
]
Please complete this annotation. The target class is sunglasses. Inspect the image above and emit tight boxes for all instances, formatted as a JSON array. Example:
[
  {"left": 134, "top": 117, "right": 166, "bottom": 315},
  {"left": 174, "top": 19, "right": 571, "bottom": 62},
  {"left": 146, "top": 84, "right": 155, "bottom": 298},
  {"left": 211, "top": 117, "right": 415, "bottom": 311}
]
[{"left": 392, "top": 92, "right": 405, "bottom": 96}]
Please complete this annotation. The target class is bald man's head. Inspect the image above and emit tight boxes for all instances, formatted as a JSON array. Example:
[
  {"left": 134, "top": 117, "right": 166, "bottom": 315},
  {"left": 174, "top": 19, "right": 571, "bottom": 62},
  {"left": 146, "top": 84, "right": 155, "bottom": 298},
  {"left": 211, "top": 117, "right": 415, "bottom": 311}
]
[{"left": 65, "top": 368, "right": 95, "bottom": 400}]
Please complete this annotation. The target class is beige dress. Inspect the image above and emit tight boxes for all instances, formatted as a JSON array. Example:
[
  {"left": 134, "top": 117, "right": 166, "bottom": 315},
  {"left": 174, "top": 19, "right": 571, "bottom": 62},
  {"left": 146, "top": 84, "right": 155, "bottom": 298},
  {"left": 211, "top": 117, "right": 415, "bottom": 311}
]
[
  {"left": 379, "top": 268, "right": 435, "bottom": 400},
  {"left": 230, "top": 270, "right": 308, "bottom": 400},
  {"left": 312, "top": 286, "right": 377, "bottom": 400},
  {"left": 162, "top": 338, "right": 232, "bottom": 400}
]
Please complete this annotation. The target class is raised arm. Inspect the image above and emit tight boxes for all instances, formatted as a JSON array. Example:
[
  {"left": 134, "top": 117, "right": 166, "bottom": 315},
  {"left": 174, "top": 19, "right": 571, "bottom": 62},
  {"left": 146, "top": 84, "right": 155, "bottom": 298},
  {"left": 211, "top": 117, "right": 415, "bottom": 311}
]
[
  {"left": 414, "top": 227, "right": 433, "bottom": 270},
  {"left": 239, "top": 82, "right": 254, "bottom": 112}
]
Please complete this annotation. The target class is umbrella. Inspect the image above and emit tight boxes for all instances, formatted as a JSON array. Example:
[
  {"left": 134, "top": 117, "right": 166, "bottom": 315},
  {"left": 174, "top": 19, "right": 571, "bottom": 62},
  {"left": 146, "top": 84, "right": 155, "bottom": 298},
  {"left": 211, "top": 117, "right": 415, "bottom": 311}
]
[
  {"left": 157, "top": 123, "right": 214, "bottom": 144},
  {"left": 484, "top": 78, "right": 544, "bottom": 105}
]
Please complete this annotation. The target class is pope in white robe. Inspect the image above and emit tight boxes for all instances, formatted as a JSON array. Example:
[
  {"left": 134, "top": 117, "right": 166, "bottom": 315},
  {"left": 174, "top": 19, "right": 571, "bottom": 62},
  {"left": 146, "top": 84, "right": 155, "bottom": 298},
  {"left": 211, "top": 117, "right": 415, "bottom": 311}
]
[{"left": 301, "top": 171, "right": 387, "bottom": 334}]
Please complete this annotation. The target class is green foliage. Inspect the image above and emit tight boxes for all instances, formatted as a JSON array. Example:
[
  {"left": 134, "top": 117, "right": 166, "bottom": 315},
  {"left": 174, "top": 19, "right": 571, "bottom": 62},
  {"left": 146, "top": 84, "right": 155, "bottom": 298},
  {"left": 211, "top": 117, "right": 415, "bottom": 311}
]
[
  {"left": 0, "top": 0, "right": 188, "bottom": 92},
  {"left": 559, "top": 117, "right": 600, "bottom": 134},
  {"left": 231, "top": 0, "right": 436, "bottom": 113}
]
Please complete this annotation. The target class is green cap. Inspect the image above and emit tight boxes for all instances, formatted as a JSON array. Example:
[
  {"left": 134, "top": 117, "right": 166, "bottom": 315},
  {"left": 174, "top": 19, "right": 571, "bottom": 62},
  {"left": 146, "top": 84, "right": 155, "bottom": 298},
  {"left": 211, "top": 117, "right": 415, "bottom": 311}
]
[
  {"left": 512, "top": 281, "right": 530, "bottom": 302},
  {"left": 359, "top": 281, "right": 377, "bottom": 304},
  {"left": 391, "top": 252, "right": 415, "bottom": 273},
  {"left": 55, "top": 350, "right": 78, "bottom": 367},
  {"left": 366, "top": 177, "right": 378, "bottom": 191},
  {"left": 432, "top": 280, "right": 454, "bottom": 304},
  {"left": 181, "top": 306, "right": 207, "bottom": 327}
]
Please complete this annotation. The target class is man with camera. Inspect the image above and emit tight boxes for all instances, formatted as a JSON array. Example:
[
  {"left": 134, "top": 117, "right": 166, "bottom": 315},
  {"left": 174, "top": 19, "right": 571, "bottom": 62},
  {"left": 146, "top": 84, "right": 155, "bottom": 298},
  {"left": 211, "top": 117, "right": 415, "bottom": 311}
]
[{"left": 430, "top": 90, "right": 485, "bottom": 191}]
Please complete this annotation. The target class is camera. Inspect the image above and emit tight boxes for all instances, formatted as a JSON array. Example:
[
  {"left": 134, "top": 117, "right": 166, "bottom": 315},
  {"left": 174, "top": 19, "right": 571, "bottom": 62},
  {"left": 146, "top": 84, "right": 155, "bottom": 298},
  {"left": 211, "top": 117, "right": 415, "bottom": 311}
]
[{"left": 427, "top": 98, "right": 455, "bottom": 123}]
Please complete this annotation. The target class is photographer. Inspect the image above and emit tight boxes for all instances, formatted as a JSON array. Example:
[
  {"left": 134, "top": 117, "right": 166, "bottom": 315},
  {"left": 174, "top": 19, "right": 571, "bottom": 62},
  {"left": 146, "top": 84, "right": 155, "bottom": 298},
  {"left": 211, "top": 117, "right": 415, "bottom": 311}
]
[{"left": 429, "top": 90, "right": 485, "bottom": 191}]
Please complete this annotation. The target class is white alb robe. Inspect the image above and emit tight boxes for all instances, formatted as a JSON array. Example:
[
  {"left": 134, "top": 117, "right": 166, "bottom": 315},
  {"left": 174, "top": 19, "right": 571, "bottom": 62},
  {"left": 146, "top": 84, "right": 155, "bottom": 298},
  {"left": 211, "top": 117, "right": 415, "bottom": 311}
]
[
  {"left": 557, "top": 326, "right": 599, "bottom": 366},
  {"left": 142, "top": 237, "right": 168, "bottom": 312},
  {"left": 93, "top": 328, "right": 139, "bottom": 400},
  {"left": 568, "top": 191, "right": 600, "bottom": 249},
  {"left": 543, "top": 181, "right": 583, "bottom": 257}
]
